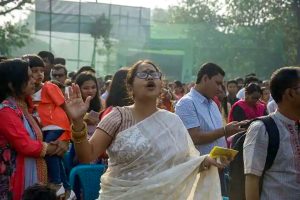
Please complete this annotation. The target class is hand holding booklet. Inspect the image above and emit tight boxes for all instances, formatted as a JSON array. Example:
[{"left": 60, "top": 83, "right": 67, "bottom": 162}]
[{"left": 209, "top": 146, "right": 238, "bottom": 160}]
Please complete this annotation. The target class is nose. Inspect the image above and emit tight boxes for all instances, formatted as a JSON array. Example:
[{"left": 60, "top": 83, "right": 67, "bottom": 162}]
[{"left": 146, "top": 74, "right": 154, "bottom": 80}]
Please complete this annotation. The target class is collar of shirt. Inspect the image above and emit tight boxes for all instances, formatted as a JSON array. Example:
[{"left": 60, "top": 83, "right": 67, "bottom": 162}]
[
  {"left": 190, "top": 87, "right": 212, "bottom": 105},
  {"left": 274, "top": 110, "right": 298, "bottom": 126}
]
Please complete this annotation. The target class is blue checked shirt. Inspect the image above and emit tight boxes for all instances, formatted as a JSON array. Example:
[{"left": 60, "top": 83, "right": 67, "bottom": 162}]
[{"left": 175, "top": 88, "right": 226, "bottom": 154}]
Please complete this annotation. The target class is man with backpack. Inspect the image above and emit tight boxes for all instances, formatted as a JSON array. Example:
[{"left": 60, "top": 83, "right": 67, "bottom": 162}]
[{"left": 243, "top": 67, "right": 300, "bottom": 200}]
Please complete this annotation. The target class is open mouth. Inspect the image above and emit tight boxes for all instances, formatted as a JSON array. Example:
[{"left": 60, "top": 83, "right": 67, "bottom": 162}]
[{"left": 146, "top": 81, "right": 156, "bottom": 89}]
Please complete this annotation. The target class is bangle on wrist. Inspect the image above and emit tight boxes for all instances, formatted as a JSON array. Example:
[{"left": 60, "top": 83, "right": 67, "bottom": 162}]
[
  {"left": 223, "top": 126, "right": 227, "bottom": 137},
  {"left": 71, "top": 122, "right": 88, "bottom": 143}
]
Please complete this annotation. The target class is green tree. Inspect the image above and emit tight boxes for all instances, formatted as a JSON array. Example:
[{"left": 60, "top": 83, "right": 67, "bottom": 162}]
[
  {"left": 90, "top": 14, "right": 112, "bottom": 68},
  {"left": 0, "top": 22, "right": 30, "bottom": 55},
  {"left": 224, "top": 0, "right": 300, "bottom": 64},
  {"left": 0, "top": 0, "right": 32, "bottom": 56},
  {"left": 0, "top": 0, "right": 32, "bottom": 15},
  {"left": 166, "top": 0, "right": 293, "bottom": 78}
]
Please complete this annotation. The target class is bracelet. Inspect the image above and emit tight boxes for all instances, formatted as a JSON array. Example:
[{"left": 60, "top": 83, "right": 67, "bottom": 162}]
[
  {"left": 223, "top": 126, "right": 227, "bottom": 137},
  {"left": 71, "top": 122, "right": 88, "bottom": 143}
]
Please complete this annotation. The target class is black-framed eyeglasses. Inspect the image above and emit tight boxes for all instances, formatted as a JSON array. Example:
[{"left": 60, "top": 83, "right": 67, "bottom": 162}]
[{"left": 135, "top": 71, "right": 162, "bottom": 79}]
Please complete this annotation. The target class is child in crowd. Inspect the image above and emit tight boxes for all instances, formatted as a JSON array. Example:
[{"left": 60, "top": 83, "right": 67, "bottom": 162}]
[{"left": 23, "top": 54, "right": 74, "bottom": 199}]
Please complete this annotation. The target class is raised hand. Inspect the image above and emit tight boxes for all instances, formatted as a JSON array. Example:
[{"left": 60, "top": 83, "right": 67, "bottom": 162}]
[{"left": 65, "top": 83, "right": 92, "bottom": 123}]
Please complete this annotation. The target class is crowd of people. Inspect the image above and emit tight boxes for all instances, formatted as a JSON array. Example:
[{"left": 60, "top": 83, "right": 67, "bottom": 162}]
[{"left": 0, "top": 51, "right": 299, "bottom": 200}]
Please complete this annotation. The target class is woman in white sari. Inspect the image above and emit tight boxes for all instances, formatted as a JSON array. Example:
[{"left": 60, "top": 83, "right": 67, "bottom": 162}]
[{"left": 66, "top": 60, "right": 228, "bottom": 200}]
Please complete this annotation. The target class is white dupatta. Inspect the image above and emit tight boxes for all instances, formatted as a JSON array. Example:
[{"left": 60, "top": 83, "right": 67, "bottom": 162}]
[{"left": 99, "top": 109, "right": 222, "bottom": 200}]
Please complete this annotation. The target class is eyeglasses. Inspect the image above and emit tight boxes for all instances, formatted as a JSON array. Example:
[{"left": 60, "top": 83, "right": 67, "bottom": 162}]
[
  {"left": 52, "top": 73, "right": 65, "bottom": 78},
  {"left": 135, "top": 71, "right": 162, "bottom": 79}
]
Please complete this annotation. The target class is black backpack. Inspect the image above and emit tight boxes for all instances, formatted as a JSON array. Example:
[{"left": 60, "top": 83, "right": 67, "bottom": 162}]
[{"left": 228, "top": 116, "right": 280, "bottom": 200}]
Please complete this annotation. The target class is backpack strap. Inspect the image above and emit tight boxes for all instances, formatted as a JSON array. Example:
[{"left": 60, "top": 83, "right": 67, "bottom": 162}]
[
  {"left": 259, "top": 116, "right": 280, "bottom": 172},
  {"left": 256, "top": 115, "right": 280, "bottom": 194}
]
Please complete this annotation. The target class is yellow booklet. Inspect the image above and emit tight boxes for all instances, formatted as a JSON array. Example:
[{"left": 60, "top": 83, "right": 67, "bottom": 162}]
[{"left": 209, "top": 146, "right": 238, "bottom": 159}]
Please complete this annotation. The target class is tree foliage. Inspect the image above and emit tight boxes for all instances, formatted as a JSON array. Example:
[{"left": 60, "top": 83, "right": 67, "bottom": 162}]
[
  {"left": 0, "top": 22, "right": 30, "bottom": 55},
  {"left": 90, "top": 14, "right": 112, "bottom": 68},
  {"left": 224, "top": 0, "right": 300, "bottom": 64},
  {"left": 165, "top": 0, "right": 300, "bottom": 79},
  {"left": 0, "top": 0, "right": 32, "bottom": 15},
  {"left": 0, "top": 0, "right": 32, "bottom": 56}
]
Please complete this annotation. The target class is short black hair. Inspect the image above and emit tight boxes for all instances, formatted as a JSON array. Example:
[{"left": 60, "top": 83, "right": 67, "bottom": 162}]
[
  {"left": 38, "top": 51, "right": 54, "bottom": 64},
  {"left": 174, "top": 80, "right": 183, "bottom": 87},
  {"left": 245, "top": 73, "right": 256, "bottom": 78},
  {"left": 53, "top": 57, "right": 66, "bottom": 65},
  {"left": 235, "top": 77, "right": 244, "bottom": 83},
  {"left": 196, "top": 63, "right": 225, "bottom": 84},
  {"left": 245, "top": 83, "right": 262, "bottom": 95},
  {"left": 68, "top": 71, "right": 76, "bottom": 79},
  {"left": 22, "top": 184, "right": 56, "bottom": 200},
  {"left": 53, "top": 64, "right": 68, "bottom": 75},
  {"left": 77, "top": 66, "right": 96, "bottom": 74},
  {"left": 22, "top": 54, "right": 45, "bottom": 68},
  {"left": 270, "top": 66, "right": 300, "bottom": 103},
  {"left": 227, "top": 79, "right": 238, "bottom": 87},
  {"left": 104, "top": 74, "right": 113, "bottom": 81},
  {"left": 0, "top": 59, "right": 29, "bottom": 102},
  {"left": 244, "top": 76, "right": 259, "bottom": 86}
]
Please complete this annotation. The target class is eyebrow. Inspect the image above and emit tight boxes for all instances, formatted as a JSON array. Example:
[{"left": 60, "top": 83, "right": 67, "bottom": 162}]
[{"left": 138, "top": 70, "right": 156, "bottom": 73}]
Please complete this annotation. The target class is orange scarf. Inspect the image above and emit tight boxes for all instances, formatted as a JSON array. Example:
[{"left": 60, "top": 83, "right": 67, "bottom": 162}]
[{"left": 17, "top": 98, "right": 48, "bottom": 184}]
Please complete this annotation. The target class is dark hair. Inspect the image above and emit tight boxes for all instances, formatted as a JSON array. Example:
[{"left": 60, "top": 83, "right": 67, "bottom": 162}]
[
  {"left": 244, "top": 76, "right": 259, "bottom": 86},
  {"left": 174, "top": 80, "right": 183, "bottom": 87},
  {"left": 235, "top": 77, "right": 244, "bottom": 83},
  {"left": 22, "top": 184, "right": 56, "bottom": 200},
  {"left": 53, "top": 64, "right": 68, "bottom": 75},
  {"left": 196, "top": 63, "right": 225, "bottom": 84},
  {"left": 0, "top": 59, "right": 30, "bottom": 102},
  {"left": 270, "top": 66, "right": 300, "bottom": 103},
  {"left": 245, "top": 73, "right": 256, "bottom": 78},
  {"left": 127, "top": 60, "right": 161, "bottom": 88},
  {"left": 245, "top": 83, "right": 262, "bottom": 95},
  {"left": 38, "top": 51, "right": 54, "bottom": 64},
  {"left": 75, "top": 72, "right": 101, "bottom": 112},
  {"left": 106, "top": 68, "right": 133, "bottom": 108},
  {"left": 227, "top": 80, "right": 238, "bottom": 87},
  {"left": 104, "top": 74, "right": 113, "bottom": 82},
  {"left": 22, "top": 54, "right": 45, "bottom": 68},
  {"left": 54, "top": 57, "right": 66, "bottom": 65},
  {"left": 68, "top": 71, "right": 76, "bottom": 79},
  {"left": 77, "top": 66, "right": 96, "bottom": 74}
]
